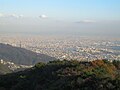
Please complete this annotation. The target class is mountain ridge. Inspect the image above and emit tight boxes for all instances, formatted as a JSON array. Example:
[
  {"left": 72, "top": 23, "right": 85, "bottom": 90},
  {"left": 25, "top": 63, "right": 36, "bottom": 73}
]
[{"left": 0, "top": 43, "right": 56, "bottom": 65}]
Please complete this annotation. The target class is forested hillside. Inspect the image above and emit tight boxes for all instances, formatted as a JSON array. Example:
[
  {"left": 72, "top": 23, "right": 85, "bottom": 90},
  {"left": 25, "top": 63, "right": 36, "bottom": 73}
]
[{"left": 0, "top": 60, "right": 120, "bottom": 90}]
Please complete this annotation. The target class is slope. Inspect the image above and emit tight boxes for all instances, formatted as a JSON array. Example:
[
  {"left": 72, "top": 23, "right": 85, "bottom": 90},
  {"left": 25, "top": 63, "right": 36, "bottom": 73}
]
[
  {"left": 0, "top": 60, "right": 119, "bottom": 90},
  {"left": 0, "top": 43, "right": 56, "bottom": 65}
]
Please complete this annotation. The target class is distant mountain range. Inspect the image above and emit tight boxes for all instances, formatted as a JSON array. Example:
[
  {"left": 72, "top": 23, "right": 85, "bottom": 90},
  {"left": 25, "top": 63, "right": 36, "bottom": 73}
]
[{"left": 0, "top": 43, "right": 56, "bottom": 65}]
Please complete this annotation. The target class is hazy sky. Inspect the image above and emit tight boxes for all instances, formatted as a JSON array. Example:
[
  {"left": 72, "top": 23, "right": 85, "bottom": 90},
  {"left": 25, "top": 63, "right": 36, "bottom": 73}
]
[{"left": 0, "top": 0, "right": 120, "bottom": 36}]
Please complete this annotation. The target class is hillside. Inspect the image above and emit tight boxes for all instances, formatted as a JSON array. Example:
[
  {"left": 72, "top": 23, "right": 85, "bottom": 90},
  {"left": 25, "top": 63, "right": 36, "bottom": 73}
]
[
  {"left": 0, "top": 60, "right": 119, "bottom": 90},
  {"left": 0, "top": 43, "right": 56, "bottom": 65},
  {"left": 0, "top": 63, "right": 12, "bottom": 75},
  {"left": 0, "top": 59, "right": 33, "bottom": 74}
]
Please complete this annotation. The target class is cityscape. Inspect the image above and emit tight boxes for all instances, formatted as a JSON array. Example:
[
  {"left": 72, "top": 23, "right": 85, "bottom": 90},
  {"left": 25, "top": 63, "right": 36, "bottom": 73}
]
[{"left": 0, "top": 34, "right": 120, "bottom": 62}]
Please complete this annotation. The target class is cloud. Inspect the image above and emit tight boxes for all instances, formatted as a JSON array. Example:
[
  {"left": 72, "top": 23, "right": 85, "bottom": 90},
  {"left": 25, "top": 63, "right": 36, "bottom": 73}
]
[
  {"left": 75, "top": 20, "right": 96, "bottom": 24},
  {"left": 8, "top": 14, "right": 23, "bottom": 18},
  {"left": 0, "top": 13, "right": 23, "bottom": 18},
  {"left": 39, "top": 15, "right": 48, "bottom": 19}
]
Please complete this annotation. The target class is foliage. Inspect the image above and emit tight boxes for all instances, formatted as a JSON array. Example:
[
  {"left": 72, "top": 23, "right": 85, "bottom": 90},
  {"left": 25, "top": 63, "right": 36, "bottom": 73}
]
[
  {"left": 112, "top": 60, "right": 120, "bottom": 70},
  {"left": 35, "top": 62, "right": 46, "bottom": 68},
  {"left": 0, "top": 63, "right": 12, "bottom": 74},
  {"left": 0, "top": 59, "right": 120, "bottom": 90}
]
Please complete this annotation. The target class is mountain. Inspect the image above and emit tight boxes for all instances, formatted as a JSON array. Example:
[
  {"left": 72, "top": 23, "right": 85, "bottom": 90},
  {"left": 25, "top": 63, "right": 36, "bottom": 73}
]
[
  {"left": 0, "top": 43, "right": 56, "bottom": 65},
  {"left": 0, "top": 60, "right": 119, "bottom": 90}
]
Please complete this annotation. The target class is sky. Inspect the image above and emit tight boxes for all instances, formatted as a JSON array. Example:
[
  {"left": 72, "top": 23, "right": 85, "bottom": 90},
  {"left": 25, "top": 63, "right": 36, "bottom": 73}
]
[{"left": 0, "top": 0, "right": 120, "bottom": 36}]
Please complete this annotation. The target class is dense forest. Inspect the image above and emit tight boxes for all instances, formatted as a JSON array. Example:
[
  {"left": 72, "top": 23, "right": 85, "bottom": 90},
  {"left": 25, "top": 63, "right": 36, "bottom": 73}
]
[{"left": 0, "top": 59, "right": 120, "bottom": 90}]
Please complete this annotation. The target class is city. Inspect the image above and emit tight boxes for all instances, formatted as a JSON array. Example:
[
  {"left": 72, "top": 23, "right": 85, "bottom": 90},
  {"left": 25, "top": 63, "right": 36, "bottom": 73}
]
[{"left": 0, "top": 34, "right": 120, "bottom": 62}]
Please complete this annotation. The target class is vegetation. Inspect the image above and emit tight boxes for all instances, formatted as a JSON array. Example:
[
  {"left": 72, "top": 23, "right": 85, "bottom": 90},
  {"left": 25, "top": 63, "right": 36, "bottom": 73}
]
[
  {"left": 0, "top": 63, "right": 12, "bottom": 74},
  {"left": 0, "top": 60, "right": 120, "bottom": 90}
]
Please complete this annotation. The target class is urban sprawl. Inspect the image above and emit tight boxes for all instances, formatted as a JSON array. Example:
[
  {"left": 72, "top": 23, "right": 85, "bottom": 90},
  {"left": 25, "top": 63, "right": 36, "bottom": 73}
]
[{"left": 0, "top": 35, "right": 120, "bottom": 62}]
